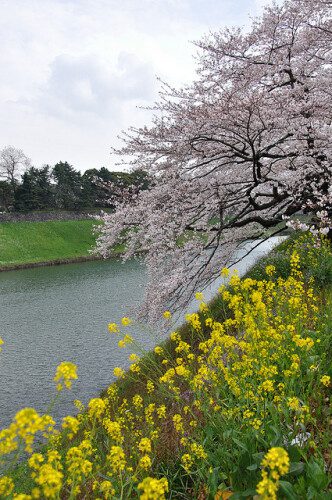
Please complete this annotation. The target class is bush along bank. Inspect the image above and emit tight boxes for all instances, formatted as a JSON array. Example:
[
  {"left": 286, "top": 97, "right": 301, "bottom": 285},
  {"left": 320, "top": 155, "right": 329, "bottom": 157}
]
[{"left": 0, "top": 232, "right": 331, "bottom": 499}]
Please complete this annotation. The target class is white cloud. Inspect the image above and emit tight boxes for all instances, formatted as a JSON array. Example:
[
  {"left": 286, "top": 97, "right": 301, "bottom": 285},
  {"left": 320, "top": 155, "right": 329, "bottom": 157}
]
[
  {"left": 0, "top": 0, "right": 274, "bottom": 171},
  {"left": 32, "top": 52, "right": 156, "bottom": 121}
]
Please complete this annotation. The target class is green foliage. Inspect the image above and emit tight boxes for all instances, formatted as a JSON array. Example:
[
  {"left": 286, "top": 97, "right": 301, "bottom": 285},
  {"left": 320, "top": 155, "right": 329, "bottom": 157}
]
[
  {"left": 52, "top": 161, "right": 82, "bottom": 210},
  {"left": 0, "top": 181, "right": 14, "bottom": 211},
  {"left": 250, "top": 232, "right": 332, "bottom": 288},
  {"left": 6, "top": 162, "right": 152, "bottom": 213},
  {"left": 14, "top": 166, "right": 53, "bottom": 211},
  {"left": 0, "top": 220, "right": 101, "bottom": 267}
]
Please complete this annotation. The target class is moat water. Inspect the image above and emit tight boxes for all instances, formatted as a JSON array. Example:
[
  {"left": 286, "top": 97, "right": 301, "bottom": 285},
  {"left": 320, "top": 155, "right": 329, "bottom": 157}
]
[{"left": 0, "top": 237, "right": 285, "bottom": 428}]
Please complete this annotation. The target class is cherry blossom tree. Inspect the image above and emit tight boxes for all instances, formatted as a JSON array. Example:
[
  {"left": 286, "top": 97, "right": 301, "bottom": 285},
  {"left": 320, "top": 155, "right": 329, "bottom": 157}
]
[{"left": 96, "top": 0, "right": 332, "bottom": 320}]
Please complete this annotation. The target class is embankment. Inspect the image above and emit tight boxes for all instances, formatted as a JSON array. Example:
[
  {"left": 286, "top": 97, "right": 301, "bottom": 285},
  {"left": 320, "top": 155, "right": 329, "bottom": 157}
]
[{"left": 0, "top": 219, "right": 109, "bottom": 271}]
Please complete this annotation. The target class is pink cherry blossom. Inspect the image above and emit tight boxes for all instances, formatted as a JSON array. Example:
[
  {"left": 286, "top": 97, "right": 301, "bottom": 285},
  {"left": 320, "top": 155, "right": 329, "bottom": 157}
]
[{"left": 95, "top": 0, "right": 332, "bottom": 321}]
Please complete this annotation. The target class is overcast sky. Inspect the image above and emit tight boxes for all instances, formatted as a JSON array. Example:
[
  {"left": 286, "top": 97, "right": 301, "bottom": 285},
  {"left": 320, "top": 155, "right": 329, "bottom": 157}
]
[{"left": 0, "top": 0, "right": 272, "bottom": 172}]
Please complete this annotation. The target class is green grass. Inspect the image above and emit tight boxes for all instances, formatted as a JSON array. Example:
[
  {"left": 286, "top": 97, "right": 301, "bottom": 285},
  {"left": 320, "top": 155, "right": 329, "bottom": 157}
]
[{"left": 0, "top": 220, "right": 103, "bottom": 267}]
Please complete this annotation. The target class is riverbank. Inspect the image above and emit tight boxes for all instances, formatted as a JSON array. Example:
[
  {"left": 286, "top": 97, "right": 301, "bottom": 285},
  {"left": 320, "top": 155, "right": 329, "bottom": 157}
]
[
  {"left": 0, "top": 219, "right": 123, "bottom": 271},
  {"left": 0, "top": 217, "right": 290, "bottom": 272},
  {"left": 5, "top": 232, "right": 332, "bottom": 498}
]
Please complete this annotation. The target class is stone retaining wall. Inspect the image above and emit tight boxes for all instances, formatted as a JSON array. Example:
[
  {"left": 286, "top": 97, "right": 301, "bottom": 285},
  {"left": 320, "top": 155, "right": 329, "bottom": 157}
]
[{"left": 0, "top": 211, "right": 101, "bottom": 223}]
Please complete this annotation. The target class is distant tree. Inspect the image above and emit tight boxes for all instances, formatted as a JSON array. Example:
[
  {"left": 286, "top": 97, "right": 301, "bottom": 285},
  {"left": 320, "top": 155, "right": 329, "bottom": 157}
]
[
  {"left": 80, "top": 168, "right": 152, "bottom": 209},
  {"left": 14, "top": 166, "right": 53, "bottom": 211},
  {"left": 52, "top": 162, "right": 82, "bottom": 210},
  {"left": 0, "top": 181, "right": 14, "bottom": 212},
  {"left": 0, "top": 146, "right": 31, "bottom": 190},
  {"left": 96, "top": 0, "right": 332, "bottom": 320},
  {"left": 98, "top": 167, "right": 114, "bottom": 182},
  {"left": 129, "top": 169, "right": 152, "bottom": 191},
  {"left": 80, "top": 169, "right": 102, "bottom": 208}
]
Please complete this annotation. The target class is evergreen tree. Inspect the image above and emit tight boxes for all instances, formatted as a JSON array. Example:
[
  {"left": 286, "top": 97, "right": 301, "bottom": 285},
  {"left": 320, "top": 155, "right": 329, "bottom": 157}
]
[
  {"left": 0, "top": 181, "right": 14, "bottom": 212},
  {"left": 52, "top": 162, "right": 82, "bottom": 210},
  {"left": 14, "top": 166, "right": 53, "bottom": 211}
]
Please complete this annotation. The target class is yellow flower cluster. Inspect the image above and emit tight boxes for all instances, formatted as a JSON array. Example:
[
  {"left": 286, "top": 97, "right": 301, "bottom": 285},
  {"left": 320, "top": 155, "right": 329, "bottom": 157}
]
[
  {"left": 53, "top": 361, "right": 78, "bottom": 391},
  {"left": 66, "top": 440, "right": 93, "bottom": 495},
  {"left": 162, "top": 310, "right": 171, "bottom": 319},
  {"left": 0, "top": 477, "right": 14, "bottom": 497},
  {"left": 62, "top": 415, "right": 80, "bottom": 439},
  {"left": 256, "top": 447, "right": 290, "bottom": 499},
  {"left": 320, "top": 375, "right": 331, "bottom": 387},
  {"left": 29, "top": 450, "right": 63, "bottom": 498},
  {"left": 88, "top": 398, "right": 106, "bottom": 419},
  {"left": 137, "top": 477, "right": 168, "bottom": 499},
  {"left": 0, "top": 408, "right": 55, "bottom": 455}
]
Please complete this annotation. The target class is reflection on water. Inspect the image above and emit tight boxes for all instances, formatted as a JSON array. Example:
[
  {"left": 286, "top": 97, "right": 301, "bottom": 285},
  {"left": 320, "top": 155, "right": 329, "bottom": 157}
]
[{"left": 0, "top": 237, "right": 285, "bottom": 428}]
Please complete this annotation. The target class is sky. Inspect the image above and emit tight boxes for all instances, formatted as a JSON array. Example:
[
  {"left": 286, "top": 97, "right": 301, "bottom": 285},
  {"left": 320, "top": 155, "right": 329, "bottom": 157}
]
[{"left": 0, "top": 0, "right": 273, "bottom": 172}]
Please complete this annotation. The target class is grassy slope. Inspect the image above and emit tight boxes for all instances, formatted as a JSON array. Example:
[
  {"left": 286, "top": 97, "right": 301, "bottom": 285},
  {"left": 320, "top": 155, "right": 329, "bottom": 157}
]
[{"left": 0, "top": 220, "right": 100, "bottom": 267}]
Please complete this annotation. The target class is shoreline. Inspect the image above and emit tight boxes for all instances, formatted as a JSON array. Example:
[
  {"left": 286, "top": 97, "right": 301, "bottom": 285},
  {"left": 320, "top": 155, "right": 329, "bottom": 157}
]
[
  {"left": 0, "top": 254, "right": 106, "bottom": 272},
  {"left": 0, "top": 233, "right": 289, "bottom": 273}
]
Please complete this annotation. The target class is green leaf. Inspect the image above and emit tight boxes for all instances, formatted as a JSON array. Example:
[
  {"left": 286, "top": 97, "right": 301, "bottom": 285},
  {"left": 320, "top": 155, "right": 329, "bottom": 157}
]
[
  {"left": 289, "top": 461, "right": 305, "bottom": 475},
  {"left": 278, "top": 480, "right": 297, "bottom": 499},
  {"left": 252, "top": 452, "right": 265, "bottom": 462},
  {"left": 232, "top": 437, "right": 249, "bottom": 452},
  {"left": 246, "top": 463, "right": 258, "bottom": 471},
  {"left": 306, "top": 460, "right": 329, "bottom": 490}
]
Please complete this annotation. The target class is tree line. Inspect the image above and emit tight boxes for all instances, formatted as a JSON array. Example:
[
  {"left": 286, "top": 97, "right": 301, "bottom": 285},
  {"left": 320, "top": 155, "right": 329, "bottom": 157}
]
[{"left": 0, "top": 146, "right": 150, "bottom": 212}]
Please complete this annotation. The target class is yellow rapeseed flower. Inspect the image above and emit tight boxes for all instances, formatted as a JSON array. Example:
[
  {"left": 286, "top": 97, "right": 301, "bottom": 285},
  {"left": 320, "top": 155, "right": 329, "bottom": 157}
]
[
  {"left": 62, "top": 416, "right": 80, "bottom": 439},
  {"left": 35, "top": 463, "right": 63, "bottom": 498},
  {"left": 137, "top": 477, "right": 168, "bottom": 500},
  {"left": 103, "top": 419, "right": 123, "bottom": 443},
  {"left": 261, "top": 447, "right": 290, "bottom": 476},
  {"left": 256, "top": 472, "right": 278, "bottom": 499},
  {"left": 320, "top": 375, "right": 331, "bottom": 387},
  {"left": 108, "top": 323, "right": 119, "bottom": 333},
  {"left": 139, "top": 437, "right": 152, "bottom": 453},
  {"left": 0, "top": 476, "right": 14, "bottom": 497},
  {"left": 113, "top": 367, "right": 125, "bottom": 378},
  {"left": 121, "top": 317, "right": 132, "bottom": 326},
  {"left": 265, "top": 265, "right": 276, "bottom": 276},
  {"left": 157, "top": 405, "right": 166, "bottom": 419},
  {"left": 287, "top": 397, "right": 300, "bottom": 411},
  {"left": 221, "top": 267, "right": 230, "bottom": 277},
  {"left": 88, "top": 398, "right": 106, "bottom": 420},
  {"left": 54, "top": 362, "right": 78, "bottom": 391},
  {"left": 256, "top": 448, "right": 290, "bottom": 499},
  {"left": 172, "top": 414, "right": 184, "bottom": 433},
  {"left": 181, "top": 453, "right": 193, "bottom": 473},
  {"left": 130, "top": 363, "right": 141, "bottom": 373},
  {"left": 147, "top": 380, "right": 155, "bottom": 393},
  {"left": 99, "top": 480, "right": 115, "bottom": 498},
  {"left": 139, "top": 455, "right": 152, "bottom": 470},
  {"left": 132, "top": 394, "right": 143, "bottom": 409},
  {"left": 107, "top": 445, "right": 126, "bottom": 473}
]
